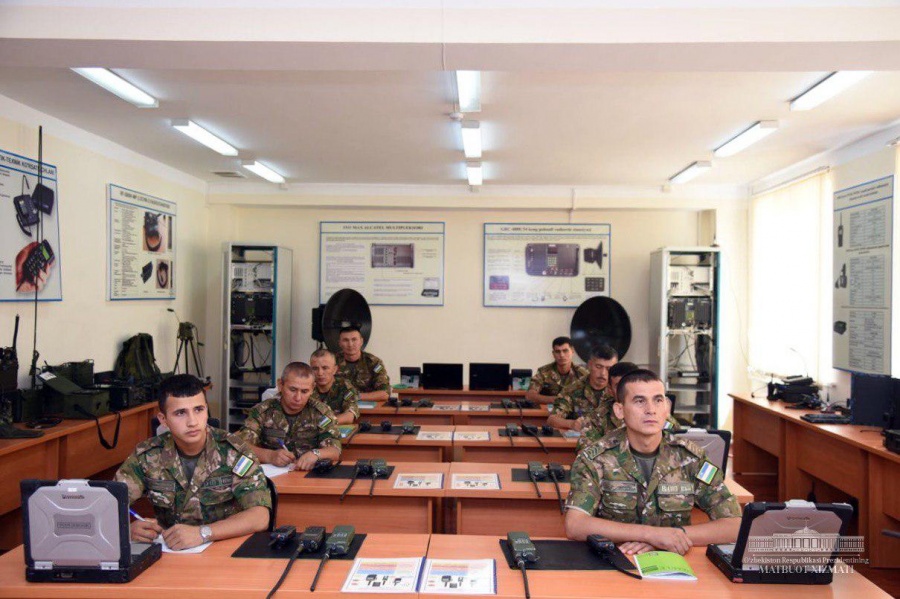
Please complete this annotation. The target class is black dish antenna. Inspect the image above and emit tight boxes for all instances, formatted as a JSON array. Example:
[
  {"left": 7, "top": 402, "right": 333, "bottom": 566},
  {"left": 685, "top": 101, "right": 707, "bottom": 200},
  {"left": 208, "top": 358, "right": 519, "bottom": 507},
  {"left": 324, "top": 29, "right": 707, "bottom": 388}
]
[
  {"left": 570, "top": 296, "right": 632, "bottom": 361},
  {"left": 312, "top": 289, "right": 372, "bottom": 353}
]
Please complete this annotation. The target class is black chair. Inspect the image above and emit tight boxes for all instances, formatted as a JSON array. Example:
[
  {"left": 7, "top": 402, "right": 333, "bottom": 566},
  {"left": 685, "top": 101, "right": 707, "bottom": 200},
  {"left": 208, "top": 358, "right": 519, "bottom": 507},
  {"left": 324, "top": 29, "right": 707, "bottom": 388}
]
[{"left": 265, "top": 476, "right": 278, "bottom": 531}]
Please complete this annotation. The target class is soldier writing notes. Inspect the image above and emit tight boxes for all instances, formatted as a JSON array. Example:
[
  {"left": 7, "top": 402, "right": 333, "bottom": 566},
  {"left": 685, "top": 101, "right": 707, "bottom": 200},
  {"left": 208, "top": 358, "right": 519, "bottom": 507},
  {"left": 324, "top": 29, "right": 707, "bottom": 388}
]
[{"left": 116, "top": 375, "right": 271, "bottom": 550}]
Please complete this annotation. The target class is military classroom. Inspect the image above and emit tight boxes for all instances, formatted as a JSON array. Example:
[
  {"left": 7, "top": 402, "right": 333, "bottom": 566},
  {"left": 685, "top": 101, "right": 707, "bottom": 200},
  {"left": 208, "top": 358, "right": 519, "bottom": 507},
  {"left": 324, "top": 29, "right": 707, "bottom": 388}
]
[{"left": 0, "top": 2, "right": 899, "bottom": 598}]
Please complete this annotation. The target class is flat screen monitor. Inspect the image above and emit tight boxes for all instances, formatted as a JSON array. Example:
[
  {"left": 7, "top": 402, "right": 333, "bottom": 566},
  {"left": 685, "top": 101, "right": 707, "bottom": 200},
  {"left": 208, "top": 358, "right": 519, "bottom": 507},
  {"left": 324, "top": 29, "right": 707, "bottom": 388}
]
[
  {"left": 469, "top": 363, "right": 510, "bottom": 391},
  {"left": 422, "top": 363, "right": 464, "bottom": 390}
]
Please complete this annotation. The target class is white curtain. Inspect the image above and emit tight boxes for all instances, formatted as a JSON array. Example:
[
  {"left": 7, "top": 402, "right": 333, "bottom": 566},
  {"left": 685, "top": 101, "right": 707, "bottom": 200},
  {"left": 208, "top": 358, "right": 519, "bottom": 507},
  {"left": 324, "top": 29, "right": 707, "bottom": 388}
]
[{"left": 748, "top": 173, "right": 832, "bottom": 383}]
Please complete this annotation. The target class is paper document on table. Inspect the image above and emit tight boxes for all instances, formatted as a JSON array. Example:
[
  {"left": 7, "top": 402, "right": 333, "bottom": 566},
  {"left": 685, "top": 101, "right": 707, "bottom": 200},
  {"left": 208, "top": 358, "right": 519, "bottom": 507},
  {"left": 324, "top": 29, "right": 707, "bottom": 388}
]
[
  {"left": 394, "top": 473, "right": 444, "bottom": 489},
  {"left": 261, "top": 463, "right": 294, "bottom": 478},
  {"left": 341, "top": 557, "right": 424, "bottom": 593},
  {"left": 453, "top": 431, "right": 490, "bottom": 441},
  {"left": 155, "top": 535, "right": 211, "bottom": 554},
  {"left": 417, "top": 430, "right": 453, "bottom": 441},
  {"left": 450, "top": 473, "right": 500, "bottom": 490},
  {"left": 420, "top": 559, "right": 496, "bottom": 594}
]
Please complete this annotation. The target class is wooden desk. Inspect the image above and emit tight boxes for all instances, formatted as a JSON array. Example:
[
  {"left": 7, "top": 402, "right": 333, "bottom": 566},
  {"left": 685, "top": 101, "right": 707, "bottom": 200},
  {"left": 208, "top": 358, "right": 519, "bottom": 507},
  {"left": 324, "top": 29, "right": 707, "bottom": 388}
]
[
  {"left": 425, "top": 534, "right": 890, "bottom": 598},
  {"left": 452, "top": 425, "right": 579, "bottom": 465},
  {"left": 448, "top": 462, "right": 570, "bottom": 536},
  {"left": 343, "top": 425, "right": 455, "bottom": 462},
  {"left": 397, "top": 387, "right": 527, "bottom": 403},
  {"left": 360, "top": 401, "right": 550, "bottom": 427},
  {"left": 731, "top": 393, "right": 900, "bottom": 568},
  {"left": 0, "top": 403, "right": 156, "bottom": 550},
  {"left": 273, "top": 461, "right": 448, "bottom": 534},
  {"left": 0, "top": 533, "right": 431, "bottom": 598},
  {"left": 447, "top": 463, "right": 755, "bottom": 536}
]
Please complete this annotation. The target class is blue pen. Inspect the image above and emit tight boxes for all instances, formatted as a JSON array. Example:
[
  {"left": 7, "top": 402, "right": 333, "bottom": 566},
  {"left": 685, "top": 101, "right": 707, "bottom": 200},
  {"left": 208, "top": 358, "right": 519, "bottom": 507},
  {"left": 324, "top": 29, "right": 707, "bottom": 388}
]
[{"left": 129, "top": 509, "right": 146, "bottom": 522}]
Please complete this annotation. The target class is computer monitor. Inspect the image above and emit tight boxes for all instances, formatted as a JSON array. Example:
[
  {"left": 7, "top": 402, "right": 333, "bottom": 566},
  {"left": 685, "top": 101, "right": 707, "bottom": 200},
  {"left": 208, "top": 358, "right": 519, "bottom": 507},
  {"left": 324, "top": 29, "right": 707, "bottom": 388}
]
[
  {"left": 422, "top": 363, "right": 463, "bottom": 390},
  {"left": 850, "top": 373, "right": 896, "bottom": 427},
  {"left": 469, "top": 363, "right": 510, "bottom": 391}
]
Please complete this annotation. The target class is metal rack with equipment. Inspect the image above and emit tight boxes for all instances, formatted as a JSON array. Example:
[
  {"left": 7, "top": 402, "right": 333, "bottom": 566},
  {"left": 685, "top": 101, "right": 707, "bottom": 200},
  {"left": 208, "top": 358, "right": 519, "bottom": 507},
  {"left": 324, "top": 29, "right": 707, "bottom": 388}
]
[
  {"left": 649, "top": 247, "right": 720, "bottom": 427},
  {"left": 221, "top": 243, "right": 292, "bottom": 433}
]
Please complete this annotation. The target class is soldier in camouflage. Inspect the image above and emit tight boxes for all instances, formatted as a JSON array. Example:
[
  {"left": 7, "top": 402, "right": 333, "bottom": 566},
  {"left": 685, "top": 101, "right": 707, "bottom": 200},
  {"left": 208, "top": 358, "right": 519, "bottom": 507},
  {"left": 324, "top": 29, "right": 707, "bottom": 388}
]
[
  {"left": 115, "top": 375, "right": 270, "bottom": 550},
  {"left": 525, "top": 336, "right": 589, "bottom": 406},
  {"left": 238, "top": 362, "right": 342, "bottom": 470},
  {"left": 576, "top": 361, "right": 680, "bottom": 452},
  {"left": 311, "top": 347, "right": 360, "bottom": 424},
  {"left": 336, "top": 326, "right": 391, "bottom": 401},
  {"left": 565, "top": 369, "right": 741, "bottom": 556},
  {"left": 547, "top": 343, "right": 618, "bottom": 431}
]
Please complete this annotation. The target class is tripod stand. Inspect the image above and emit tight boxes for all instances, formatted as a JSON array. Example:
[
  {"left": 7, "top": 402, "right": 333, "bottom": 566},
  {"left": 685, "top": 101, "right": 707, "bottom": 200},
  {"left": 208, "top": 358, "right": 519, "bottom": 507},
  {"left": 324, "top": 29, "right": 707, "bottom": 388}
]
[{"left": 168, "top": 309, "right": 209, "bottom": 384}]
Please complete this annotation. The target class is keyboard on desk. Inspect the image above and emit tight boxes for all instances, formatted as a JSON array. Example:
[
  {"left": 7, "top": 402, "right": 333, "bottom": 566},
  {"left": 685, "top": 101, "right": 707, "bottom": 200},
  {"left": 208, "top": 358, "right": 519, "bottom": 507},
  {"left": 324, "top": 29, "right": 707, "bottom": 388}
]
[{"left": 800, "top": 413, "right": 852, "bottom": 425}]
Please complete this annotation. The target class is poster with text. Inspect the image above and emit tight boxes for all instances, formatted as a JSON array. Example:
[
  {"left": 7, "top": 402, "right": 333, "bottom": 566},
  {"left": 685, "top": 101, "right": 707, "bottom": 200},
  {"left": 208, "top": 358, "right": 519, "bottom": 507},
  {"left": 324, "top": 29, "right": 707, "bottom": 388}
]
[
  {"left": 319, "top": 222, "right": 444, "bottom": 305},
  {"left": 108, "top": 184, "right": 176, "bottom": 300},
  {"left": 484, "top": 223, "right": 611, "bottom": 307},
  {"left": 833, "top": 176, "right": 893, "bottom": 374},
  {"left": 0, "top": 148, "right": 62, "bottom": 302}
]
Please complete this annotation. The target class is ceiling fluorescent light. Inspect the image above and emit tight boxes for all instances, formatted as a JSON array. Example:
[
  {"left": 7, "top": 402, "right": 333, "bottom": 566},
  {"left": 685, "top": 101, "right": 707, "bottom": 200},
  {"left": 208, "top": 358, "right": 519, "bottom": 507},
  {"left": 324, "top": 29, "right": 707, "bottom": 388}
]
[
  {"left": 461, "top": 121, "right": 482, "bottom": 159},
  {"left": 171, "top": 119, "right": 238, "bottom": 156},
  {"left": 714, "top": 121, "right": 779, "bottom": 157},
  {"left": 71, "top": 67, "right": 157, "bottom": 108},
  {"left": 466, "top": 161, "right": 483, "bottom": 186},
  {"left": 790, "top": 71, "right": 873, "bottom": 111},
  {"left": 242, "top": 160, "right": 285, "bottom": 184},
  {"left": 669, "top": 161, "right": 712, "bottom": 184},
  {"left": 456, "top": 71, "right": 481, "bottom": 113}
]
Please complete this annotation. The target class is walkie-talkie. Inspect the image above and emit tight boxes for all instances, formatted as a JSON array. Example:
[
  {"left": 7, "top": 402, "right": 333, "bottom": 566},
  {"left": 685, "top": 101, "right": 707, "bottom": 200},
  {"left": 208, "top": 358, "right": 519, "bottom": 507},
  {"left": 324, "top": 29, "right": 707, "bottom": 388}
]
[
  {"left": 400, "top": 397, "right": 413, "bottom": 407},
  {"left": 267, "top": 525, "right": 327, "bottom": 598},
  {"left": 20, "top": 240, "right": 54, "bottom": 288},
  {"left": 396, "top": 421, "right": 415, "bottom": 443},
  {"left": 527, "top": 461, "right": 545, "bottom": 498},
  {"left": 310, "top": 526, "right": 356, "bottom": 592},
  {"left": 380, "top": 420, "right": 393, "bottom": 432},
  {"left": 340, "top": 460, "right": 371, "bottom": 502},
  {"left": 417, "top": 399, "right": 433, "bottom": 408},
  {"left": 312, "top": 458, "right": 336, "bottom": 473},
  {"left": 540, "top": 424, "right": 554, "bottom": 436},
  {"left": 587, "top": 534, "right": 642, "bottom": 580},
  {"left": 386, "top": 397, "right": 399, "bottom": 407},
  {"left": 507, "top": 532, "right": 538, "bottom": 599},
  {"left": 370, "top": 458, "right": 388, "bottom": 496},
  {"left": 501, "top": 398, "right": 513, "bottom": 413},
  {"left": 358, "top": 421, "right": 372, "bottom": 432},
  {"left": 269, "top": 525, "right": 296, "bottom": 549},
  {"left": 547, "top": 463, "right": 566, "bottom": 514},
  {"left": 520, "top": 423, "right": 549, "bottom": 454}
]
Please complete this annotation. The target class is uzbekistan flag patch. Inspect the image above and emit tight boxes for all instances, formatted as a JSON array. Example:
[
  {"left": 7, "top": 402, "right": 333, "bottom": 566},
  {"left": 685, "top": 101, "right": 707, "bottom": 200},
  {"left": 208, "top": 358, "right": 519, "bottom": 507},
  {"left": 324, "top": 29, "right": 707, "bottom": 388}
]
[
  {"left": 233, "top": 454, "right": 253, "bottom": 477},
  {"left": 696, "top": 461, "right": 718, "bottom": 485}
]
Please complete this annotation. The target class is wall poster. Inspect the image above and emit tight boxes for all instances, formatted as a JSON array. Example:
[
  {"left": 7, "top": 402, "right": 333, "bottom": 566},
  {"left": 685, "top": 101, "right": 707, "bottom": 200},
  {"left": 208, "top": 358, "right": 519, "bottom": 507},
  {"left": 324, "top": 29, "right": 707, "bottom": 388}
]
[
  {"left": 0, "top": 148, "right": 62, "bottom": 302},
  {"left": 108, "top": 184, "right": 177, "bottom": 300},
  {"left": 484, "top": 223, "right": 611, "bottom": 307},
  {"left": 833, "top": 175, "right": 893, "bottom": 374},
  {"left": 319, "top": 222, "right": 444, "bottom": 306}
]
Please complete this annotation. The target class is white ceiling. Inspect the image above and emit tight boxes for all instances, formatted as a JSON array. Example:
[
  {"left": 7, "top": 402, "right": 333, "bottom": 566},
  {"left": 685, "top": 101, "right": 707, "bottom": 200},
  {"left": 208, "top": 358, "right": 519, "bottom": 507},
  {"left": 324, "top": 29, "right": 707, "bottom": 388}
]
[{"left": 0, "top": 2, "right": 899, "bottom": 191}]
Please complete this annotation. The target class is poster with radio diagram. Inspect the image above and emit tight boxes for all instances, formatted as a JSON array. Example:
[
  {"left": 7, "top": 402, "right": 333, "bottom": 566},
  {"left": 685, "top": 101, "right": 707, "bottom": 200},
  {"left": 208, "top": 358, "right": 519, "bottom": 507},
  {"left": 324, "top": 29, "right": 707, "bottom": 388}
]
[
  {"left": 0, "top": 147, "right": 62, "bottom": 302},
  {"left": 483, "top": 223, "right": 611, "bottom": 307},
  {"left": 108, "top": 184, "right": 177, "bottom": 300},
  {"left": 319, "top": 222, "right": 444, "bottom": 306},
  {"left": 833, "top": 176, "right": 893, "bottom": 374}
]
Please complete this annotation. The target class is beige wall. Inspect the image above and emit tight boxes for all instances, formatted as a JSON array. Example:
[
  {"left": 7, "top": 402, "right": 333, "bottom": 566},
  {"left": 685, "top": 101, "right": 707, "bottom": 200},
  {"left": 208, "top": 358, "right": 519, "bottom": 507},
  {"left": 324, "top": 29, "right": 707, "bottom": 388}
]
[
  {"left": 203, "top": 203, "right": 707, "bottom": 400},
  {"left": 0, "top": 108, "right": 209, "bottom": 388}
]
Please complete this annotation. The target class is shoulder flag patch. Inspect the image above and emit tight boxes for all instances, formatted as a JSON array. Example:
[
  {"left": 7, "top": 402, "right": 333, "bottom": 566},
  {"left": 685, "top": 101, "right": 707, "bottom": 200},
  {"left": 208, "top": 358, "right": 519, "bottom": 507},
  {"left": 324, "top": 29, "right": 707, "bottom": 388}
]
[
  {"left": 233, "top": 454, "right": 253, "bottom": 477},
  {"left": 373, "top": 363, "right": 383, "bottom": 373},
  {"left": 696, "top": 461, "right": 718, "bottom": 485},
  {"left": 319, "top": 415, "right": 333, "bottom": 428},
  {"left": 663, "top": 420, "right": 674, "bottom": 430},
  {"left": 344, "top": 390, "right": 354, "bottom": 400}
]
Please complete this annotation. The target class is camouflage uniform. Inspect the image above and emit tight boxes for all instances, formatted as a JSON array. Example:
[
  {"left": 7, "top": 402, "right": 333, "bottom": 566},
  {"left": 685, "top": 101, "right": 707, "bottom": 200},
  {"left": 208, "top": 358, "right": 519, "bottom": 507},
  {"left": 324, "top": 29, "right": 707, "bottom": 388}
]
[
  {"left": 529, "top": 362, "right": 589, "bottom": 397},
  {"left": 238, "top": 396, "right": 342, "bottom": 455},
  {"left": 312, "top": 378, "right": 360, "bottom": 419},
  {"left": 566, "top": 427, "right": 741, "bottom": 527},
  {"left": 114, "top": 428, "right": 271, "bottom": 528},
  {"left": 336, "top": 351, "right": 391, "bottom": 394},
  {"left": 577, "top": 396, "right": 680, "bottom": 452},
  {"left": 552, "top": 377, "right": 612, "bottom": 420}
]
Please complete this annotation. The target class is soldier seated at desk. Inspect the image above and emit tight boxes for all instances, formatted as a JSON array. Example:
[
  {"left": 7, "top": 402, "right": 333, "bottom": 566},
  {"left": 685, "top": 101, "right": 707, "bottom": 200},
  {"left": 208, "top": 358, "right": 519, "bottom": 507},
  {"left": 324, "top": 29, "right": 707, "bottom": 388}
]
[
  {"left": 238, "top": 361, "right": 342, "bottom": 470},
  {"left": 524, "top": 336, "right": 589, "bottom": 406},
  {"left": 576, "top": 361, "right": 679, "bottom": 452},
  {"left": 116, "top": 374, "right": 271, "bottom": 550},
  {"left": 547, "top": 344, "right": 618, "bottom": 431},
  {"left": 336, "top": 326, "right": 391, "bottom": 401},
  {"left": 311, "top": 347, "right": 360, "bottom": 424},
  {"left": 565, "top": 369, "right": 741, "bottom": 556}
]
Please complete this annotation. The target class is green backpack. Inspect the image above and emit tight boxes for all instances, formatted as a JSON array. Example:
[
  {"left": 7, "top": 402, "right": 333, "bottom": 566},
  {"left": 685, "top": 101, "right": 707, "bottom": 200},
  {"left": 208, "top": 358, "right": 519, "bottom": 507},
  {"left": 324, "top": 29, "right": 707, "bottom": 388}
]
[{"left": 113, "top": 333, "right": 162, "bottom": 384}]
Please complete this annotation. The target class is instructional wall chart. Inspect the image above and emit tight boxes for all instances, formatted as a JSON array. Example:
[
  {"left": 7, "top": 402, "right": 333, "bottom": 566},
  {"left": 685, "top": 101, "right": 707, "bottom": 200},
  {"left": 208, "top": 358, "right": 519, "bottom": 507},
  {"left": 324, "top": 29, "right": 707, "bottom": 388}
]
[
  {"left": 108, "top": 184, "right": 177, "bottom": 300},
  {"left": 0, "top": 148, "right": 62, "bottom": 302},
  {"left": 833, "top": 176, "right": 893, "bottom": 374},
  {"left": 319, "top": 222, "right": 444, "bottom": 305},
  {"left": 483, "top": 223, "right": 611, "bottom": 307}
]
